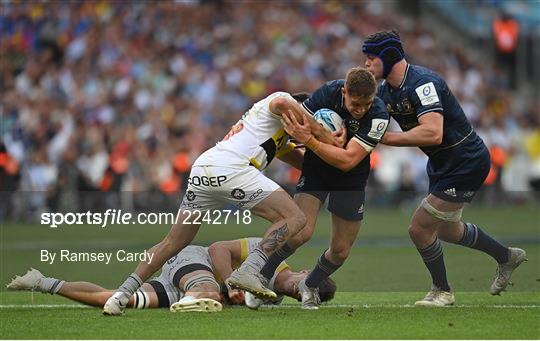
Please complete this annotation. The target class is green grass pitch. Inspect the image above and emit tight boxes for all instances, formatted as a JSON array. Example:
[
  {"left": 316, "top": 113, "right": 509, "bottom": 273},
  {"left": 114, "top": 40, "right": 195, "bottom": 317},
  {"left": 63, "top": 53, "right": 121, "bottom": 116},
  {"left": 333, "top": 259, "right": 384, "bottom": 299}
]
[{"left": 1, "top": 204, "right": 539, "bottom": 339}]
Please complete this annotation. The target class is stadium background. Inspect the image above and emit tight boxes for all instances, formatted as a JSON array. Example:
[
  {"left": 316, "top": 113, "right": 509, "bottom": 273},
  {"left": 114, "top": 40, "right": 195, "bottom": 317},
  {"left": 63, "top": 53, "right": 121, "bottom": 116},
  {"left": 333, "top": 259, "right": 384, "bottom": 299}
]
[{"left": 1, "top": 0, "right": 539, "bottom": 339}]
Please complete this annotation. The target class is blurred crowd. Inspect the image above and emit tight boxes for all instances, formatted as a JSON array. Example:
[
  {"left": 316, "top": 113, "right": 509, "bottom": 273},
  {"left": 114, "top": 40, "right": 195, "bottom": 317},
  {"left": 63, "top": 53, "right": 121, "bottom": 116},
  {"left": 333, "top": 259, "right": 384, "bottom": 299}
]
[{"left": 1, "top": 1, "right": 539, "bottom": 220}]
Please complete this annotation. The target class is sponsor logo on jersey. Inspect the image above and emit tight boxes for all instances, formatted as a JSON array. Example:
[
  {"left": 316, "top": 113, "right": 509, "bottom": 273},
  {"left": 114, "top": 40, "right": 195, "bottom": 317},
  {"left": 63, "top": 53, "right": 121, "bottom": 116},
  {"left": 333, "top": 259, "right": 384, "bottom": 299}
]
[
  {"left": 231, "top": 188, "right": 246, "bottom": 200},
  {"left": 443, "top": 188, "right": 457, "bottom": 197},
  {"left": 401, "top": 98, "right": 413, "bottom": 113},
  {"left": 415, "top": 82, "right": 440, "bottom": 106},
  {"left": 186, "top": 190, "right": 196, "bottom": 201},
  {"left": 347, "top": 119, "right": 360, "bottom": 133},
  {"left": 181, "top": 201, "right": 203, "bottom": 209},
  {"left": 237, "top": 188, "right": 264, "bottom": 209},
  {"left": 188, "top": 175, "right": 227, "bottom": 187},
  {"left": 367, "top": 119, "right": 388, "bottom": 139}
]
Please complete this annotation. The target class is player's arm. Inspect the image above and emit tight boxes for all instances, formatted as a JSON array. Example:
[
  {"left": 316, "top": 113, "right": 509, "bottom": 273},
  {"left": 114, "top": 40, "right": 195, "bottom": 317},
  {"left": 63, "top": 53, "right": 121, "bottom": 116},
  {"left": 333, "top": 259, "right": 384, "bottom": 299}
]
[
  {"left": 381, "top": 112, "right": 443, "bottom": 146},
  {"left": 269, "top": 96, "right": 341, "bottom": 147},
  {"left": 208, "top": 240, "right": 241, "bottom": 282},
  {"left": 208, "top": 239, "right": 245, "bottom": 304},
  {"left": 383, "top": 80, "right": 444, "bottom": 147},
  {"left": 281, "top": 111, "right": 370, "bottom": 172}
]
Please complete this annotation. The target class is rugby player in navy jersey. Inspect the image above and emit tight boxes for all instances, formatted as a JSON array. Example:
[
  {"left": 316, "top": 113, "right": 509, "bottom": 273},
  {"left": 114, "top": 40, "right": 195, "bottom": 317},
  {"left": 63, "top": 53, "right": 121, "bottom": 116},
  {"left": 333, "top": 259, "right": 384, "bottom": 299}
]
[
  {"left": 258, "top": 67, "right": 390, "bottom": 309},
  {"left": 362, "top": 30, "right": 526, "bottom": 306}
]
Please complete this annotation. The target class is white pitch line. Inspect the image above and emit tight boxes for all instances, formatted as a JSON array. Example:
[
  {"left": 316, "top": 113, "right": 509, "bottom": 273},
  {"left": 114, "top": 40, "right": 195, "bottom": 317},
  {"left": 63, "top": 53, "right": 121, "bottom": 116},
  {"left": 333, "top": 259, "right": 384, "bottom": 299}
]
[
  {"left": 0, "top": 304, "right": 89, "bottom": 309},
  {"left": 0, "top": 303, "right": 538, "bottom": 309},
  {"left": 266, "top": 304, "right": 540, "bottom": 309}
]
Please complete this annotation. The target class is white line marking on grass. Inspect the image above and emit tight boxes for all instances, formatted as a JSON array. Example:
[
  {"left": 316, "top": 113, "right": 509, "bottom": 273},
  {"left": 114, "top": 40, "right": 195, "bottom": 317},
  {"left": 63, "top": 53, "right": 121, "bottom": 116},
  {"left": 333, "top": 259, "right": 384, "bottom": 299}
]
[
  {"left": 1, "top": 303, "right": 538, "bottom": 309},
  {"left": 269, "top": 304, "right": 540, "bottom": 309},
  {"left": 0, "top": 304, "right": 89, "bottom": 309}
]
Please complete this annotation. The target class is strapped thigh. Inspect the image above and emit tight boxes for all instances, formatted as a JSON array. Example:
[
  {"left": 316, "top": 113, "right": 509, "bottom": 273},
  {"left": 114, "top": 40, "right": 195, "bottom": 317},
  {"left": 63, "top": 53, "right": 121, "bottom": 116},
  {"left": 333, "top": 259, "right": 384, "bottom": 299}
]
[
  {"left": 421, "top": 198, "right": 463, "bottom": 222},
  {"left": 132, "top": 289, "right": 150, "bottom": 309},
  {"left": 183, "top": 273, "right": 220, "bottom": 292}
]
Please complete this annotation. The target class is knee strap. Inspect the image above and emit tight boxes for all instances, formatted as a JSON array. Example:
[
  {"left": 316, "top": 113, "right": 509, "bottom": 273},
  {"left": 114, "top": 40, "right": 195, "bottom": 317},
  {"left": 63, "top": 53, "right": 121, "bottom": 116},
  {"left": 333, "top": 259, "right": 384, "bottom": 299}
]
[
  {"left": 421, "top": 198, "right": 463, "bottom": 222},
  {"left": 132, "top": 289, "right": 150, "bottom": 309},
  {"left": 183, "top": 274, "right": 219, "bottom": 292}
]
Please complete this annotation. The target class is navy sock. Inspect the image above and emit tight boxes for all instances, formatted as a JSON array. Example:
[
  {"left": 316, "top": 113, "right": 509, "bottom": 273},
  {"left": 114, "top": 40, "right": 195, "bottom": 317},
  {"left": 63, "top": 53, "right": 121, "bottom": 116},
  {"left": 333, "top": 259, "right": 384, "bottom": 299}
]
[
  {"left": 417, "top": 238, "right": 451, "bottom": 292},
  {"left": 459, "top": 222, "right": 509, "bottom": 264},
  {"left": 260, "top": 243, "right": 296, "bottom": 280},
  {"left": 305, "top": 251, "right": 341, "bottom": 288}
]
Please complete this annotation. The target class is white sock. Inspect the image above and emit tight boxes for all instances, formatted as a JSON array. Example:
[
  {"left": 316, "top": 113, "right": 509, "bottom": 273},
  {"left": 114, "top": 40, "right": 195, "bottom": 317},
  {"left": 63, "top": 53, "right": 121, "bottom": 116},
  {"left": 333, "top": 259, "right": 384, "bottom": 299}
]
[
  {"left": 241, "top": 246, "right": 268, "bottom": 272},
  {"left": 38, "top": 277, "right": 65, "bottom": 294},
  {"left": 118, "top": 273, "right": 143, "bottom": 300}
]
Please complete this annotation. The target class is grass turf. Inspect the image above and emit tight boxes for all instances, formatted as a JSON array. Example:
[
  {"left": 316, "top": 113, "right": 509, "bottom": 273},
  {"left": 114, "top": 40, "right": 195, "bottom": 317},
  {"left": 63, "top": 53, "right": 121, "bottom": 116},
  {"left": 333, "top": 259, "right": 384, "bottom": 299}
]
[
  {"left": 1, "top": 292, "right": 539, "bottom": 339},
  {"left": 1, "top": 205, "right": 539, "bottom": 339}
]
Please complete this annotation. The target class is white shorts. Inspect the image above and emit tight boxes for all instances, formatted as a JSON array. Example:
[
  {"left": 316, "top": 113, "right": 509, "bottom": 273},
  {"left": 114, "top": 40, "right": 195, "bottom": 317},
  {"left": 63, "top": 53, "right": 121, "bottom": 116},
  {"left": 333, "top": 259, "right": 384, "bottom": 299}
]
[{"left": 179, "top": 165, "right": 280, "bottom": 211}]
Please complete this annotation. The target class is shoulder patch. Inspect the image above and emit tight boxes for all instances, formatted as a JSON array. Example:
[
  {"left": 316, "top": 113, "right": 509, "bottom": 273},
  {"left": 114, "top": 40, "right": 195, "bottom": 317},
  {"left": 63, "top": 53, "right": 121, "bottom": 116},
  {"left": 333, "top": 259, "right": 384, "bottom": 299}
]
[
  {"left": 415, "top": 82, "right": 439, "bottom": 106},
  {"left": 367, "top": 119, "right": 388, "bottom": 140}
]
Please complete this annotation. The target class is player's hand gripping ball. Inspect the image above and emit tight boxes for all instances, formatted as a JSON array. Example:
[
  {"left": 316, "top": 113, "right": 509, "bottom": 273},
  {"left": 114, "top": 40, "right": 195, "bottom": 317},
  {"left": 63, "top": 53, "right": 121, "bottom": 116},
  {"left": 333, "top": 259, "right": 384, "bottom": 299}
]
[{"left": 313, "top": 108, "right": 344, "bottom": 132}]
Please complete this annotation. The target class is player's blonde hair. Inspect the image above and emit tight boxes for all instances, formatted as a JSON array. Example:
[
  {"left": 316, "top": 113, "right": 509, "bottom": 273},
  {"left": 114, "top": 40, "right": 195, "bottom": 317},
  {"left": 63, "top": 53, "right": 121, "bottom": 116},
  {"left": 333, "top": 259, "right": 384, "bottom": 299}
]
[{"left": 345, "top": 67, "right": 377, "bottom": 99}]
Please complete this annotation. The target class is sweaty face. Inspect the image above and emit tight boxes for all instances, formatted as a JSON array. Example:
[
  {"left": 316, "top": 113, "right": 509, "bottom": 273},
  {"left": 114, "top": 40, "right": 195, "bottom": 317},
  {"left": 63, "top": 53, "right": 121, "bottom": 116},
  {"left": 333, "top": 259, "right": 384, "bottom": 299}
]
[
  {"left": 342, "top": 88, "right": 374, "bottom": 119},
  {"left": 364, "top": 55, "right": 384, "bottom": 80}
]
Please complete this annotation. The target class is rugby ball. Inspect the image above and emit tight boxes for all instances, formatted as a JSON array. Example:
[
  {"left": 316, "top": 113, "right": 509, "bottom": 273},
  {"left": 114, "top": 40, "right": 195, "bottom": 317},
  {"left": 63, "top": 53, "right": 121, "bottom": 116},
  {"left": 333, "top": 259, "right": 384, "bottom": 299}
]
[{"left": 313, "top": 108, "right": 344, "bottom": 132}]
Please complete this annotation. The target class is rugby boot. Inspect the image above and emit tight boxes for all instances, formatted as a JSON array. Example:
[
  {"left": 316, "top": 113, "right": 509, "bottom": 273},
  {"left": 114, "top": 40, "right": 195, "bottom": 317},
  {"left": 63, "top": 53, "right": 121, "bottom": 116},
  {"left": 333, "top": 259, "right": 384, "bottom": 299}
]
[
  {"left": 170, "top": 297, "right": 222, "bottom": 312},
  {"left": 490, "top": 247, "right": 527, "bottom": 295},
  {"left": 298, "top": 278, "right": 321, "bottom": 310},
  {"left": 103, "top": 292, "right": 129, "bottom": 316},
  {"left": 6, "top": 268, "right": 44, "bottom": 291},
  {"left": 414, "top": 285, "right": 454, "bottom": 307},
  {"left": 225, "top": 268, "right": 277, "bottom": 300}
]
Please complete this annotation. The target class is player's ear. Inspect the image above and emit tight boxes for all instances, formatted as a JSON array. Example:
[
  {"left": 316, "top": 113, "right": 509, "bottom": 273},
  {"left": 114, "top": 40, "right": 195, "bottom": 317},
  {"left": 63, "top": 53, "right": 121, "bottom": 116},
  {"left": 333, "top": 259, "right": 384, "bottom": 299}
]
[{"left": 341, "top": 87, "right": 347, "bottom": 97}]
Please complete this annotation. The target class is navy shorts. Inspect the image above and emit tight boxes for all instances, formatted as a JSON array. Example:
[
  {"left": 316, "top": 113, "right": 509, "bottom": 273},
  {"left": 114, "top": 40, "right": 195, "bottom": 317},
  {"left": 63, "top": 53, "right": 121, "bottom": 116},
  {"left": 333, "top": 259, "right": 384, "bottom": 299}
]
[
  {"left": 428, "top": 146, "right": 491, "bottom": 203},
  {"left": 296, "top": 166, "right": 367, "bottom": 221}
]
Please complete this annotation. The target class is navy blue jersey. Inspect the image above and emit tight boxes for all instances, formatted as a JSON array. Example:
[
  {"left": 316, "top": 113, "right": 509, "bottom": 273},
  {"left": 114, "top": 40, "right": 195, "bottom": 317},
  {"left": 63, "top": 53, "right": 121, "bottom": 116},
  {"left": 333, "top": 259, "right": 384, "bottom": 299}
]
[
  {"left": 302, "top": 79, "right": 389, "bottom": 176},
  {"left": 377, "top": 64, "right": 487, "bottom": 170},
  {"left": 377, "top": 64, "right": 490, "bottom": 201}
]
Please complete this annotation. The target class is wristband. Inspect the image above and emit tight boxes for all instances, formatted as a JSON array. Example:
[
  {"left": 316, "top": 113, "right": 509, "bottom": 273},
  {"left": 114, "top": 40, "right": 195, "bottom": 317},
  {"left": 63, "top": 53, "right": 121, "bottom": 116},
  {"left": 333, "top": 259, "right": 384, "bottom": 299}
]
[{"left": 304, "top": 136, "right": 321, "bottom": 152}]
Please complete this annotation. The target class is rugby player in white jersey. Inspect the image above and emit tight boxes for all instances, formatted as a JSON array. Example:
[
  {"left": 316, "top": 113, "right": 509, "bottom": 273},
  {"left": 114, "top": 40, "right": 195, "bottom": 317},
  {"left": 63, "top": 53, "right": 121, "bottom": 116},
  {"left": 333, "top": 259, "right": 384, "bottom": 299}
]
[
  {"left": 7, "top": 238, "right": 336, "bottom": 311},
  {"left": 102, "top": 92, "right": 339, "bottom": 315}
]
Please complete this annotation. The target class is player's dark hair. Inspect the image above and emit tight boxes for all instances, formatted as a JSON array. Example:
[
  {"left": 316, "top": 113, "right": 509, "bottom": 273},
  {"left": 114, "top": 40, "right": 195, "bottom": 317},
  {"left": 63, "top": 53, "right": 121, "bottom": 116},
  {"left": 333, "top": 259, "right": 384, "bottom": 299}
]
[
  {"left": 318, "top": 276, "right": 336, "bottom": 302},
  {"left": 292, "top": 92, "right": 310, "bottom": 102},
  {"left": 345, "top": 67, "right": 377, "bottom": 99},
  {"left": 362, "top": 30, "right": 405, "bottom": 78}
]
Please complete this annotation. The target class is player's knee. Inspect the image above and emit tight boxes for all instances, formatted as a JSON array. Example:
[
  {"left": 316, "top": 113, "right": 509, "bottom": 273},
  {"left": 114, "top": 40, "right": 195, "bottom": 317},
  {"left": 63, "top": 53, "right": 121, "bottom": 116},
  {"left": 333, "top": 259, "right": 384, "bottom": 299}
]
[{"left": 408, "top": 223, "right": 427, "bottom": 241}]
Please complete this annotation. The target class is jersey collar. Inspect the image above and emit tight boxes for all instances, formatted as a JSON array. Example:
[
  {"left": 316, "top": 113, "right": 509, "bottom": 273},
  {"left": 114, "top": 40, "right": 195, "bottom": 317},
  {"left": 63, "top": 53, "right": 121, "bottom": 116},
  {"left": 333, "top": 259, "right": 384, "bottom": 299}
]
[{"left": 397, "top": 63, "right": 410, "bottom": 89}]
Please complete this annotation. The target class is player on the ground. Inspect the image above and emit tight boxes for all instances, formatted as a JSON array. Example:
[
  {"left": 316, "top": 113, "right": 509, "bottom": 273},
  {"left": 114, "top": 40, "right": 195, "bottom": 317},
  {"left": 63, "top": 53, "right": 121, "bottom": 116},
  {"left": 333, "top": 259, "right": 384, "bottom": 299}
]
[
  {"left": 255, "top": 67, "right": 390, "bottom": 309},
  {"left": 7, "top": 238, "right": 336, "bottom": 311},
  {"left": 103, "top": 92, "right": 338, "bottom": 315},
  {"left": 362, "top": 30, "right": 527, "bottom": 306}
]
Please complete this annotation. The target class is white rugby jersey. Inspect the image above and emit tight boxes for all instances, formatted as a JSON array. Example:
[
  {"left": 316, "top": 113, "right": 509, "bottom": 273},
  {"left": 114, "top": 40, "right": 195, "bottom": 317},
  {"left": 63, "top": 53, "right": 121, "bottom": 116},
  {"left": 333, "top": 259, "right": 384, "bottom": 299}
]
[{"left": 194, "top": 92, "right": 295, "bottom": 170}]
